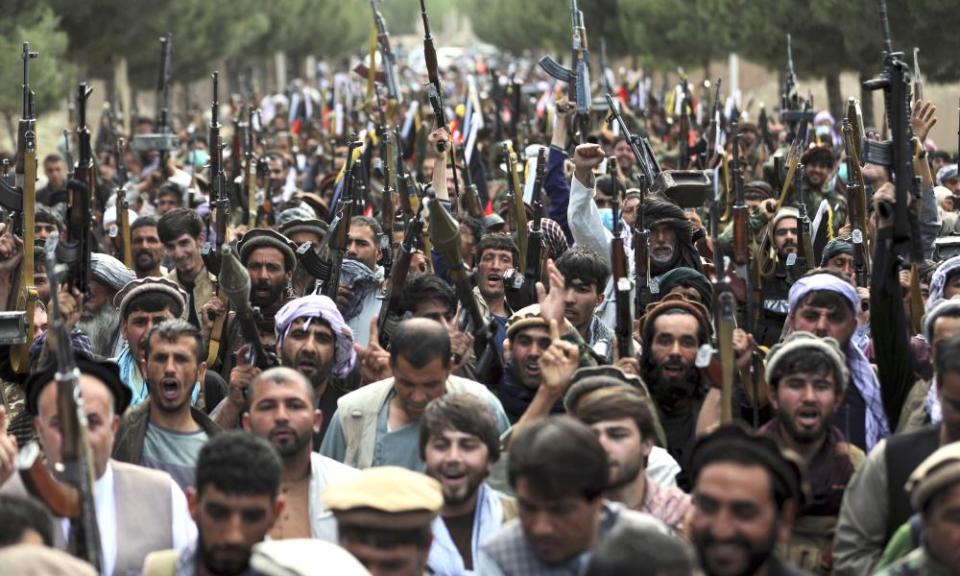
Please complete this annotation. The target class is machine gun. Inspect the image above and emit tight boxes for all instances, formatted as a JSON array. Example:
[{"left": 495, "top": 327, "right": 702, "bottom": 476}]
[
  {"left": 218, "top": 245, "right": 278, "bottom": 370},
  {"left": 608, "top": 156, "right": 634, "bottom": 360},
  {"left": 370, "top": 0, "right": 401, "bottom": 103},
  {"left": 430, "top": 197, "right": 503, "bottom": 387},
  {"left": 131, "top": 35, "right": 178, "bottom": 158},
  {"left": 59, "top": 84, "right": 95, "bottom": 298},
  {"left": 500, "top": 141, "right": 528, "bottom": 272},
  {"left": 16, "top": 235, "right": 102, "bottom": 569},
  {"left": 539, "top": 0, "right": 591, "bottom": 143},
  {"left": 0, "top": 43, "right": 39, "bottom": 368}
]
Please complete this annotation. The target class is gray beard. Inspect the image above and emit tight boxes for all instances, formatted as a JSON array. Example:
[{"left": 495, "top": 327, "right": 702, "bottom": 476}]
[{"left": 78, "top": 306, "right": 122, "bottom": 357}]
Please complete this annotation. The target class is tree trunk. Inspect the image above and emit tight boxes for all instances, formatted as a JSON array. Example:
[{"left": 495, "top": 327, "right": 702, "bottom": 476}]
[
  {"left": 825, "top": 71, "right": 842, "bottom": 124},
  {"left": 859, "top": 69, "right": 876, "bottom": 130},
  {"left": 702, "top": 56, "right": 712, "bottom": 84}
]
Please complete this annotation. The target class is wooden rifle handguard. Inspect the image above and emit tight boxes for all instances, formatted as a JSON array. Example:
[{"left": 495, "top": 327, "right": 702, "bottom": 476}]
[{"left": 17, "top": 442, "right": 81, "bottom": 518}]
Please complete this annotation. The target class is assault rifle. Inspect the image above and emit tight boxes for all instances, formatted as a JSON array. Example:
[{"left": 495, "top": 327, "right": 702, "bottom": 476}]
[
  {"left": 131, "top": 35, "right": 177, "bottom": 157},
  {"left": 540, "top": 0, "right": 591, "bottom": 143},
  {"left": 17, "top": 235, "right": 102, "bottom": 569},
  {"left": 202, "top": 72, "right": 229, "bottom": 276},
  {"left": 430, "top": 197, "right": 502, "bottom": 387},
  {"left": 377, "top": 204, "right": 424, "bottom": 350},
  {"left": 202, "top": 72, "right": 230, "bottom": 367},
  {"left": 863, "top": 0, "right": 924, "bottom": 330},
  {"left": 320, "top": 138, "right": 363, "bottom": 299},
  {"left": 60, "top": 84, "right": 95, "bottom": 298},
  {"left": 115, "top": 138, "right": 133, "bottom": 269},
  {"left": 842, "top": 107, "right": 871, "bottom": 287},
  {"left": 608, "top": 156, "right": 634, "bottom": 360},
  {"left": 862, "top": 0, "right": 921, "bottom": 264},
  {"left": 420, "top": 0, "right": 461, "bottom": 210},
  {"left": 0, "top": 43, "right": 39, "bottom": 369},
  {"left": 371, "top": 0, "right": 401, "bottom": 103},
  {"left": 501, "top": 141, "right": 528, "bottom": 272},
  {"left": 913, "top": 47, "right": 923, "bottom": 102},
  {"left": 219, "top": 245, "right": 278, "bottom": 370},
  {"left": 243, "top": 106, "right": 257, "bottom": 227}
]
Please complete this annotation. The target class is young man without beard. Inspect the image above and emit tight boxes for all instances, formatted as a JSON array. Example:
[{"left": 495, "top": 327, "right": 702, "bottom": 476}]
[
  {"left": 756, "top": 207, "right": 800, "bottom": 347},
  {"left": 321, "top": 318, "right": 509, "bottom": 470},
  {"left": 113, "top": 319, "right": 221, "bottom": 490},
  {"left": 159, "top": 208, "right": 216, "bottom": 329},
  {"left": 472, "top": 234, "right": 519, "bottom": 359},
  {"left": 142, "top": 432, "right": 283, "bottom": 576},
  {"left": 798, "top": 146, "right": 845, "bottom": 233},
  {"left": 688, "top": 425, "right": 808, "bottom": 576},
  {"left": 877, "top": 444, "right": 960, "bottom": 575},
  {"left": 324, "top": 466, "right": 443, "bottom": 576},
  {"left": 555, "top": 247, "right": 616, "bottom": 363},
  {"left": 398, "top": 274, "right": 476, "bottom": 379},
  {"left": 113, "top": 277, "right": 226, "bottom": 411},
  {"left": 421, "top": 394, "right": 516, "bottom": 574},
  {"left": 639, "top": 293, "right": 714, "bottom": 487},
  {"left": 0, "top": 355, "right": 196, "bottom": 576},
  {"left": 784, "top": 271, "right": 889, "bottom": 453},
  {"left": 497, "top": 304, "right": 560, "bottom": 423},
  {"left": 76, "top": 252, "right": 136, "bottom": 358},
  {"left": 570, "top": 383, "right": 692, "bottom": 533},
  {"left": 201, "top": 228, "right": 297, "bottom": 379},
  {"left": 242, "top": 367, "right": 357, "bottom": 541},
  {"left": 213, "top": 294, "right": 356, "bottom": 443},
  {"left": 478, "top": 416, "right": 667, "bottom": 575},
  {"left": 835, "top": 334, "right": 960, "bottom": 575},
  {"left": 337, "top": 215, "right": 385, "bottom": 347},
  {"left": 130, "top": 216, "right": 168, "bottom": 278},
  {"left": 759, "top": 332, "right": 864, "bottom": 574}
]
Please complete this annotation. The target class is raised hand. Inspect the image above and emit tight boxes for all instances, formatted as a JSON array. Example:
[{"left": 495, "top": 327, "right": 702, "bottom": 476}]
[
  {"left": 538, "top": 319, "right": 579, "bottom": 395},
  {"left": 355, "top": 315, "right": 392, "bottom": 384}
]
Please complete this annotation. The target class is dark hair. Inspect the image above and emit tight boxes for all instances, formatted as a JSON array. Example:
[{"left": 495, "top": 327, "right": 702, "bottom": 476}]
[
  {"left": 143, "top": 318, "right": 204, "bottom": 363},
  {"left": 156, "top": 182, "right": 184, "bottom": 204},
  {"left": 508, "top": 416, "right": 608, "bottom": 501},
  {"left": 131, "top": 215, "right": 159, "bottom": 234},
  {"left": 474, "top": 233, "right": 518, "bottom": 268},
  {"left": 556, "top": 247, "right": 610, "bottom": 292},
  {"left": 158, "top": 207, "right": 203, "bottom": 243},
  {"left": 350, "top": 215, "right": 383, "bottom": 238},
  {"left": 931, "top": 150, "right": 952, "bottom": 163},
  {"left": 459, "top": 216, "right": 484, "bottom": 243},
  {"left": 390, "top": 319, "right": 451, "bottom": 369},
  {"left": 337, "top": 524, "right": 432, "bottom": 550},
  {"left": 640, "top": 307, "right": 708, "bottom": 388},
  {"left": 936, "top": 333, "right": 960, "bottom": 379},
  {"left": 585, "top": 522, "right": 694, "bottom": 576},
  {"left": 574, "top": 388, "right": 659, "bottom": 447},
  {"left": 42, "top": 153, "right": 63, "bottom": 165},
  {"left": 419, "top": 394, "right": 501, "bottom": 463},
  {"left": 402, "top": 274, "right": 456, "bottom": 317},
  {"left": 0, "top": 494, "right": 54, "bottom": 547},
  {"left": 195, "top": 431, "right": 282, "bottom": 498},
  {"left": 35, "top": 206, "right": 64, "bottom": 232},
  {"left": 124, "top": 291, "right": 183, "bottom": 320},
  {"left": 794, "top": 288, "right": 855, "bottom": 318},
  {"left": 594, "top": 174, "right": 623, "bottom": 199},
  {"left": 767, "top": 347, "right": 844, "bottom": 394}
]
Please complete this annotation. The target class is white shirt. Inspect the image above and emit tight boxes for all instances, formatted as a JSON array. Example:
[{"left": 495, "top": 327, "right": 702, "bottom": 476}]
[{"left": 60, "top": 462, "right": 196, "bottom": 576}]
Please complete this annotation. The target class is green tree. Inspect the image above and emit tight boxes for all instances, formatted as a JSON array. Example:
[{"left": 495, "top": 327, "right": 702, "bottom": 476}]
[{"left": 0, "top": 5, "right": 72, "bottom": 149}]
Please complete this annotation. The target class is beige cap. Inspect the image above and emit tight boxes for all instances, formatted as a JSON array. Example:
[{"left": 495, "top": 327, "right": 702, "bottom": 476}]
[
  {"left": 907, "top": 443, "right": 960, "bottom": 511},
  {"left": 322, "top": 466, "right": 442, "bottom": 530}
]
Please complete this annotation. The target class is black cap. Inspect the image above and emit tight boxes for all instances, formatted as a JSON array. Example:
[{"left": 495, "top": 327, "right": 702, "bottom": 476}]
[{"left": 25, "top": 355, "right": 131, "bottom": 416}]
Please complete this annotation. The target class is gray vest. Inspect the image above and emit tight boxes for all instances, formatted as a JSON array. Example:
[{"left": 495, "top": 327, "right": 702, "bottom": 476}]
[{"left": 113, "top": 460, "right": 175, "bottom": 575}]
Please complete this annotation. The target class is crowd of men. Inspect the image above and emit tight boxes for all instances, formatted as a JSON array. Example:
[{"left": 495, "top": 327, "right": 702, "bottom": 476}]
[{"left": 3, "top": 8, "right": 960, "bottom": 576}]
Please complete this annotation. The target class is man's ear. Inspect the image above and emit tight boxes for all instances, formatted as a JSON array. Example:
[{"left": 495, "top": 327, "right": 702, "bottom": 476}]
[
  {"left": 313, "top": 409, "right": 323, "bottom": 435},
  {"left": 187, "top": 488, "right": 199, "bottom": 522},
  {"left": 596, "top": 291, "right": 605, "bottom": 306}
]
